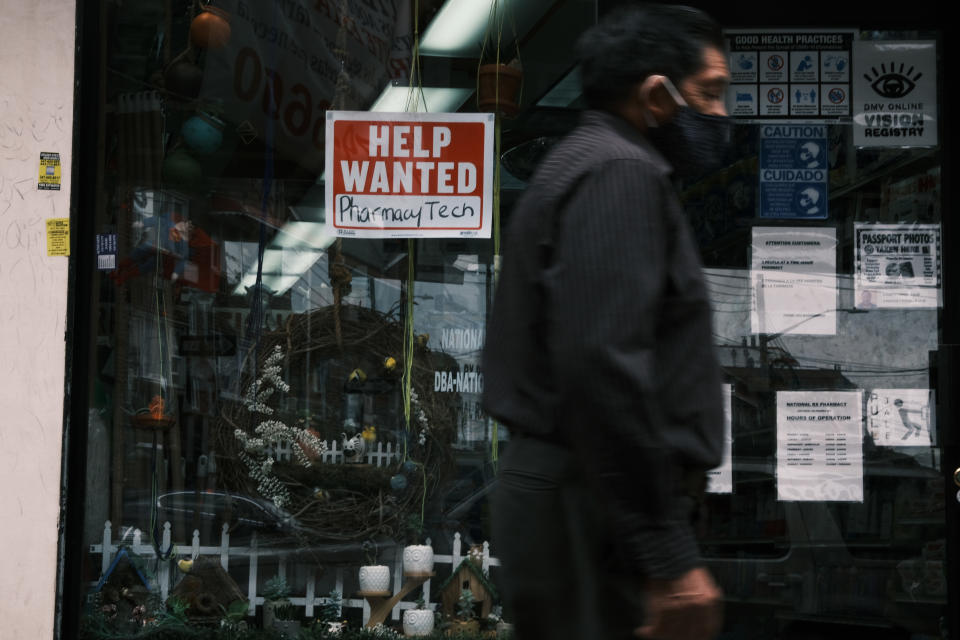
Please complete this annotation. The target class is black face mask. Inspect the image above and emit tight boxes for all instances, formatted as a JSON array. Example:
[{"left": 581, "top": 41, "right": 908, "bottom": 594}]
[{"left": 645, "top": 78, "right": 732, "bottom": 179}]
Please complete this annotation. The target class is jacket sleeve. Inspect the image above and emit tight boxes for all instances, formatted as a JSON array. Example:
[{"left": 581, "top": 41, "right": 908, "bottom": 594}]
[{"left": 546, "top": 158, "right": 702, "bottom": 579}]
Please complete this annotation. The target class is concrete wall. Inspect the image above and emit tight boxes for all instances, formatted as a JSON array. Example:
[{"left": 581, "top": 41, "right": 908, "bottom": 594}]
[{"left": 0, "top": 1, "right": 75, "bottom": 637}]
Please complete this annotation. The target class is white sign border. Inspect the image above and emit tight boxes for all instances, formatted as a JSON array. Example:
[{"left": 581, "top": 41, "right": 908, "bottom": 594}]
[{"left": 325, "top": 110, "right": 495, "bottom": 239}]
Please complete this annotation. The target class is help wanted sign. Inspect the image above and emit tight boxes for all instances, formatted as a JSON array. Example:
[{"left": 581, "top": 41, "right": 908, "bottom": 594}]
[{"left": 325, "top": 111, "right": 494, "bottom": 238}]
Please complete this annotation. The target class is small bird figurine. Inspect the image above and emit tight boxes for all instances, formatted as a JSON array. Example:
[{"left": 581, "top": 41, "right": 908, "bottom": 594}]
[
  {"left": 383, "top": 356, "right": 397, "bottom": 371},
  {"left": 177, "top": 558, "right": 194, "bottom": 573},
  {"left": 312, "top": 487, "right": 330, "bottom": 502},
  {"left": 361, "top": 425, "right": 377, "bottom": 443},
  {"left": 348, "top": 368, "right": 367, "bottom": 383}
]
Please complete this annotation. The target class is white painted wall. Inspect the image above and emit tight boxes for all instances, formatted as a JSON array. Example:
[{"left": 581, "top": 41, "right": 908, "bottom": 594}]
[{"left": 0, "top": 1, "right": 76, "bottom": 638}]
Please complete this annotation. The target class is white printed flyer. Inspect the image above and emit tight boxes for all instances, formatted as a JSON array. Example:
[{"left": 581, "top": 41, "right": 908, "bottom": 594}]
[
  {"left": 867, "top": 389, "right": 933, "bottom": 447},
  {"left": 751, "top": 227, "right": 837, "bottom": 335},
  {"left": 777, "top": 391, "right": 863, "bottom": 502},
  {"left": 855, "top": 223, "right": 940, "bottom": 308},
  {"left": 707, "top": 384, "right": 734, "bottom": 494}
]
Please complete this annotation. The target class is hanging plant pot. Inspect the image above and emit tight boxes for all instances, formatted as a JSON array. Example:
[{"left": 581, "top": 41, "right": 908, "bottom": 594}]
[
  {"left": 403, "top": 544, "right": 434, "bottom": 576},
  {"left": 358, "top": 565, "right": 391, "bottom": 594},
  {"left": 403, "top": 608, "right": 435, "bottom": 636},
  {"left": 164, "top": 61, "right": 204, "bottom": 99},
  {"left": 190, "top": 6, "right": 231, "bottom": 49},
  {"left": 478, "top": 64, "right": 523, "bottom": 117},
  {"left": 182, "top": 112, "right": 225, "bottom": 155}
]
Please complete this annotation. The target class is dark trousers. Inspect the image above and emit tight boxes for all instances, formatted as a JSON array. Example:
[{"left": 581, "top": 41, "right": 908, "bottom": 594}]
[{"left": 492, "top": 435, "right": 643, "bottom": 640}]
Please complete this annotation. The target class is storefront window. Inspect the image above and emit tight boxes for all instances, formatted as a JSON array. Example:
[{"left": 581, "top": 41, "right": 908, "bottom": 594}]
[
  {"left": 72, "top": 2, "right": 948, "bottom": 639},
  {"left": 692, "top": 29, "right": 947, "bottom": 639},
  {"left": 78, "top": 0, "right": 530, "bottom": 636}
]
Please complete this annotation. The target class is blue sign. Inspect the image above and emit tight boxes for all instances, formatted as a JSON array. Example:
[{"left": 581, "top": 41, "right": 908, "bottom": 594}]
[
  {"left": 759, "top": 124, "right": 828, "bottom": 219},
  {"left": 96, "top": 233, "right": 118, "bottom": 270}
]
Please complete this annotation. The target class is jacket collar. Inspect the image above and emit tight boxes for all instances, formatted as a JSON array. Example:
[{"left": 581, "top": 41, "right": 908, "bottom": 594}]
[{"left": 579, "top": 109, "right": 672, "bottom": 172}]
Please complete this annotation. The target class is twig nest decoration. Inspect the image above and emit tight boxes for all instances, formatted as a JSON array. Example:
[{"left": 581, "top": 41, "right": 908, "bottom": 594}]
[
  {"left": 215, "top": 304, "right": 461, "bottom": 545},
  {"left": 358, "top": 565, "right": 391, "bottom": 593},
  {"left": 403, "top": 544, "right": 435, "bottom": 575},
  {"left": 215, "top": 304, "right": 460, "bottom": 544},
  {"left": 189, "top": 6, "right": 231, "bottom": 49}
]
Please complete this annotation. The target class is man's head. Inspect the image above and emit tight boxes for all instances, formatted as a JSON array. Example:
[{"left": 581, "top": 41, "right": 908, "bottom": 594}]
[{"left": 577, "top": 3, "right": 729, "bottom": 125}]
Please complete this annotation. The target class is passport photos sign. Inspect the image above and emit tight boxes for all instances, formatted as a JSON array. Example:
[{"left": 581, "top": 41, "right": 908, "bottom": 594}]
[{"left": 325, "top": 111, "right": 494, "bottom": 239}]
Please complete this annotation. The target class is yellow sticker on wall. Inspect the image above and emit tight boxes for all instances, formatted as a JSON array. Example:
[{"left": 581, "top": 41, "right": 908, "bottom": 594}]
[
  {"left": 38, "top": 152, "right": 61, "bottom": 190},
  {"left": 46, "top": 218, "right": 70, "bottom": 256}
]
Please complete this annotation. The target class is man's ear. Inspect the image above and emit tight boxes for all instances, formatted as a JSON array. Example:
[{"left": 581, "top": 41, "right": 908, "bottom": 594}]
[{"left": 639, "top": 75, "right": 677, "bottom": 126}]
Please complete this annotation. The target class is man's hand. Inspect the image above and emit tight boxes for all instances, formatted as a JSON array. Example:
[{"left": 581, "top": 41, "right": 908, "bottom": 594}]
[{"left": 635, "top": 566, "right": 723, "bottom": 640}]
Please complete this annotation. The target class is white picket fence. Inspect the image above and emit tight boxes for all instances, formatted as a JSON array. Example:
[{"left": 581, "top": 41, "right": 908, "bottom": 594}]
[
  {"left": 273, "top": 439, "right": 399, "bottom": 467},
  {"left": 89, "top": 522, "right": 500, "bottom": 624}
]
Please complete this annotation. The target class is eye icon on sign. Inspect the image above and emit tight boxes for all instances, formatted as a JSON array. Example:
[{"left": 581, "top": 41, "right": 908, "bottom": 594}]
[
  {"left": 864, "top": 62, "right": 922, "bottom": 98},
  {"left": 828, "top": 87, "right": 846, "bottom": 104},
  {"left": 767, "top": 55, "right": 784, "bottom": 71},
  {"left": 767, "top": 87, "right": 785, "bottom": 104}
]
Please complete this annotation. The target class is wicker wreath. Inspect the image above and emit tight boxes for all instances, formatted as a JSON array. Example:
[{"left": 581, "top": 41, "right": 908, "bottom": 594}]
[{"left": 214, "top": 304, "right": 460, "bottom": 544}]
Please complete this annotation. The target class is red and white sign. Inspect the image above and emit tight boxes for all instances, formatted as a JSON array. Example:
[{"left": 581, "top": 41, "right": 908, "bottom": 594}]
[{"left": 325, "top": 111, "right": 494, "bottom": 238}]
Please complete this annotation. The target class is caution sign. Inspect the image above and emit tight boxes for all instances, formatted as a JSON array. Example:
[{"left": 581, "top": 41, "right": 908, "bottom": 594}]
[
  {"left": 38, "top": 152, "right": 61, "bottom": 190},
  {"left": 759, "top": 124, "right": 828, "bottom": 219},
  {"left": 46, "top": 218, "right": 70, "bottom": 256},
  {"left": 853, "top": 41, "right": 937, "bottom": 148},
  {"left": 325, "top": 111, "right": 494, "bottom": 239}
]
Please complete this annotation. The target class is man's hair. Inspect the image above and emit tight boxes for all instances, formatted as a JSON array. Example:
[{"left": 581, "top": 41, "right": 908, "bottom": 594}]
[{"left": 577, "top": 3, "right": 724, "bottom": 110}]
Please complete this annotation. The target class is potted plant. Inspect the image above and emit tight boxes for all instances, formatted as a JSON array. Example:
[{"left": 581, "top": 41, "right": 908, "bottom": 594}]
[
  {"left": 318, "top": 590, "right": 346, "bottom": 635},
  {"left": 486, "top": 604, "right": 513, "bottom": 638},
  {"left": 218, "top": 599, "right": 249, "bottom": 633},
  {"left": 449, "top": 588, "right": 480, "bottom": 635},
  {"left": 262, "top": 575, "right": 300, "bottom": 636},
  {"left": 402, "top": 596, "right": 435, "bottom": 637},
  {"left": 476, "top": 6, "right": 523, "bottom": 117},
  {"left": 403, "top": 510, "right": 435, "bottom": 577},
  {"left": 478, "top": 58, "right": 522, "bottom": 116},
  {"left": 358, "top": 540, "right": 391, "bottom": 594}
]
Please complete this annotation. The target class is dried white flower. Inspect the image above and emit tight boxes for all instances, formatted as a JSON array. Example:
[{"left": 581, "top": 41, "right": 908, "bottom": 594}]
[{"left": 234, "top": 346, "right": 328, "bottom": 508}]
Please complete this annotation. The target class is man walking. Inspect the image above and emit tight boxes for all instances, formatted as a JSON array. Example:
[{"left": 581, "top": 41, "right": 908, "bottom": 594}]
[{"left": 482, "top": 5, "right": 731, "bottom": 639}]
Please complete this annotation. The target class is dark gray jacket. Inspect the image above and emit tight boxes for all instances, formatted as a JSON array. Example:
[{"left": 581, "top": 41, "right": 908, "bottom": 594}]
[{"left": 482, "top": 109, "right": 724, "bottom": 578}]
